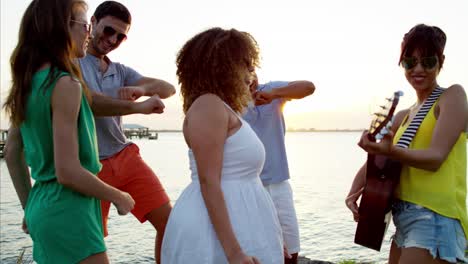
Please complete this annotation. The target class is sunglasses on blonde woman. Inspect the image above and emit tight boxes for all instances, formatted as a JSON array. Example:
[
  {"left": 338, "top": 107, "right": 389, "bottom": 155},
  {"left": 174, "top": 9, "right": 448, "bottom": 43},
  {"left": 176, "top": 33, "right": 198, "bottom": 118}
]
[{"left": 71, "top": 20, "right": 92, "bottom": 34}]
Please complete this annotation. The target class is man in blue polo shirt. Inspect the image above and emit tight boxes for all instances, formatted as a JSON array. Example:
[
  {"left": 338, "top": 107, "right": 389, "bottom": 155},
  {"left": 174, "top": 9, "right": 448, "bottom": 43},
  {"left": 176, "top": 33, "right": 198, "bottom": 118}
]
[
  {"left": 79, "top": 2, "right": 175, "bottom": 263},
  {"left": 243, "top": 74, "right": 315, "bottom": 264}
]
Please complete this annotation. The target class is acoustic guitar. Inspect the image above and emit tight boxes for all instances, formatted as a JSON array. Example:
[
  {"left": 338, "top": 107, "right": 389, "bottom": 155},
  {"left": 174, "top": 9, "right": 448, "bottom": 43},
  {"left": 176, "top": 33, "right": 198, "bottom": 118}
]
[{"left": 354, "top": 91, "right": 403, "bottom": 251}]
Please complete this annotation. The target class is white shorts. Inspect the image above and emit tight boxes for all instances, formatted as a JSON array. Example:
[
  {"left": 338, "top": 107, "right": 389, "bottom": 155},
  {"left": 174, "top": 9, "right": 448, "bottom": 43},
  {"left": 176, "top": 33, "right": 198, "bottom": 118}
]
[{"left": 264, "top": 180, "right": 300, "bottom": 254}]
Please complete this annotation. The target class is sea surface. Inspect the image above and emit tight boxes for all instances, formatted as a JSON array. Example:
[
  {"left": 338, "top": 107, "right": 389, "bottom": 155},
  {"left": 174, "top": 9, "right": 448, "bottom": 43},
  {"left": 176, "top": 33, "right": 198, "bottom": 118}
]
[{"left": 1, "top": 132, "right": 466, "bottom": 263}]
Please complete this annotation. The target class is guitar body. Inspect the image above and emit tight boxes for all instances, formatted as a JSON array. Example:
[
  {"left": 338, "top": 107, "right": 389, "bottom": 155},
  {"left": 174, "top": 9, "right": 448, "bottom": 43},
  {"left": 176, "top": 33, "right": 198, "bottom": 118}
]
[
  {"left": 352, "top": 90, "right": 403, "bottom": 251},
  {"left": 355, "top": 154, "right": 402, "bottom": 251}
]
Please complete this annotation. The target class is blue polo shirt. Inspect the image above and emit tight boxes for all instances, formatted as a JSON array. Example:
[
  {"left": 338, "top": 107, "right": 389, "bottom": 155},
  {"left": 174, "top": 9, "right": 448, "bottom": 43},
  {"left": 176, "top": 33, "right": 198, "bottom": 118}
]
[
  {"left": 243, "top": 81, "right": 290, "bottom": 185},
  {"left": 78, "top": 54, "right": 143, "bottom": 159}
]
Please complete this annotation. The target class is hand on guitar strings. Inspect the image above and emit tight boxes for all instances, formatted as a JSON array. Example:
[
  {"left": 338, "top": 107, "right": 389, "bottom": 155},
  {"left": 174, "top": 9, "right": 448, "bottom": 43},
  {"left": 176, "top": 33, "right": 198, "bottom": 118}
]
[
  {"left": 358, "top": 130, "right": 394, "bottom": 156},
  {"left": 345, "top": 187, "right": 364, "bottom": 222}
]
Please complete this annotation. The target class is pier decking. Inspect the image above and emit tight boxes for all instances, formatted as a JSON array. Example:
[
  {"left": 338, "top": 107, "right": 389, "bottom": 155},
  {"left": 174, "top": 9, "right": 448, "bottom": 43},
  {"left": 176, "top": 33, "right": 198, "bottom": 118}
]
[
  {"left": 0, "top": 129, "right": 8, "bottom": 158},
  {"left": 0, "top": 124, "right": 158, "bottom": 159},
  {"left": 122, "top": 124, "right": 158, "bottom": 140}
]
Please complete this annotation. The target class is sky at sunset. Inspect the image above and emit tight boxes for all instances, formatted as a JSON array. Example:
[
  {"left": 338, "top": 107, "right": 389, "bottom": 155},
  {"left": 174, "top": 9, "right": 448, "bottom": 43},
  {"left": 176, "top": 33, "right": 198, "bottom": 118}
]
[{"left": 1, "top": 0, "right": 467, "bottom": 130}]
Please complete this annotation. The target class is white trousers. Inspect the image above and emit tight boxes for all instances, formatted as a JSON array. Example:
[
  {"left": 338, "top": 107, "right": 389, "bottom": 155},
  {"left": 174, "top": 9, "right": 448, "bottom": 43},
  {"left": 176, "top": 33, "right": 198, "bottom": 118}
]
[{"left": 264, "top": 180, "right": 300, "bottom": 254}]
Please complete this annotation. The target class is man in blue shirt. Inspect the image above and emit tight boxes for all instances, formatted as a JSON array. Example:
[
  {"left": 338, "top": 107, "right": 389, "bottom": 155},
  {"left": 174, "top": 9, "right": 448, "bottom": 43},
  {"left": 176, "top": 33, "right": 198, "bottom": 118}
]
[
  {"left": 243, "top": 74, "right": 315, "bottom": 264},
  {"left": 79, "top": 2, "right": 175, "bottom": 263}
]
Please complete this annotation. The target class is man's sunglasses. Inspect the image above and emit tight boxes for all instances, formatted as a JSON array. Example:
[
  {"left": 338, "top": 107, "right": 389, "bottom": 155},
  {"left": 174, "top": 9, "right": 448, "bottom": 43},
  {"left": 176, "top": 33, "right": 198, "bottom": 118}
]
[
  {"left": 103, "top": 26, "right": 127, "bottom": 42},
  {"left": 70, "top": 20, "right": 92, "bottom": 34},
  {"left": 401, "top": 56, "right": 438, "bottom": 70}
]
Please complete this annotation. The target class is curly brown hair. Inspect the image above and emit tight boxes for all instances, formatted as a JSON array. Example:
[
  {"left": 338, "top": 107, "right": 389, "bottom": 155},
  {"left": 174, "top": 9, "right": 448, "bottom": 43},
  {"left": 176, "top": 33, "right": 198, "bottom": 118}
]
[{"left": 176, "top": 27, "right": 260, "bottom": 114}]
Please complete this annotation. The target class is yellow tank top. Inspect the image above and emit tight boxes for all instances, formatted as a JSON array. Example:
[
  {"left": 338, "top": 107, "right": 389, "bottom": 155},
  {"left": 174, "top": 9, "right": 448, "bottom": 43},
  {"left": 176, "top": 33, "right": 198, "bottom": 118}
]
[{"left": 394, "top": 101, "right": 468, "bottom": 238}]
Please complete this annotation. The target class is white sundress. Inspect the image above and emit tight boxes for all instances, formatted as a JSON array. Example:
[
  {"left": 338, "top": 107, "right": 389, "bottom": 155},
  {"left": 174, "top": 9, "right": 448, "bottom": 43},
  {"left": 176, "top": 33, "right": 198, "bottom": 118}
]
[{"left": 161, "top": 105, "right": 283, "bottom": 264}]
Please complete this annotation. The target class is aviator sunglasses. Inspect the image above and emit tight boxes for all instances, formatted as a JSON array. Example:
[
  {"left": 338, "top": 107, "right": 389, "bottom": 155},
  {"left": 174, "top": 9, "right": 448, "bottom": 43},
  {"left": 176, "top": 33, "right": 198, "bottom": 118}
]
[
  {"left": 70, "top": 20, "right": 92, "bottom": 34},
  {"left": 103, "top": 26, "right": 127, "bottom": 42},
  {"left": 401, "top": 56, "right": 438, "bottom": 70}
]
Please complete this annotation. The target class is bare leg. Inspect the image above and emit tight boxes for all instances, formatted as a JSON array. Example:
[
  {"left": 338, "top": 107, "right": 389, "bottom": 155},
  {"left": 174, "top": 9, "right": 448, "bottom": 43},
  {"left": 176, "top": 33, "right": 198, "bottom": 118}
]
[
  {"left": 399, "top": 247, "right": 450, "bottom": 264},
  {"left": 388, "top": 241, "right": 401, "bottom": 264},
  {"left": 145, "top": 202, "right": 172, "bottom": 264},
  {"left": 79, "top": 252, "right": 109, "bottom": 264}
]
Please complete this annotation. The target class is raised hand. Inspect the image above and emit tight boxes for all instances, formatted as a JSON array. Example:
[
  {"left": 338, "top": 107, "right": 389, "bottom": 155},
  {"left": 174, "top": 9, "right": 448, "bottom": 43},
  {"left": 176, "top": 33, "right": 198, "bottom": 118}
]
[
  {"left": 113, "top": 191, "right": 135, "bottom": 215},
  {"left": 136, "top": 95, "right": 165, "bottom": 114},
  {"left": 253, "top": 90, "right": 274, "bottom": 106},
  {"left": 118, "top": 86, "right": 145, "bottom": 101}
]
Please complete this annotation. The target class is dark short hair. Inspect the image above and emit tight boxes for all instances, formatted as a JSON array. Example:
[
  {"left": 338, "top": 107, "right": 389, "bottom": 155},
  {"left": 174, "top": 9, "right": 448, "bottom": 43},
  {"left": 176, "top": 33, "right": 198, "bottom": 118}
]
[
  {"left": 94, "top": 1, "right": 131, "bottom": 24},
  {"left": 399, "top": 24, "right": 446, "bottom": 70}
]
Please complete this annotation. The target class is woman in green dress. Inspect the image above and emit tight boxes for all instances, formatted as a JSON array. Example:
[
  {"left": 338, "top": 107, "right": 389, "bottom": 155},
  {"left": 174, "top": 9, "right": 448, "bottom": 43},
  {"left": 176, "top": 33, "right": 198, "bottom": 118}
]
[{"left": 3, "top": 0, "right": 135, "bottom": 263}]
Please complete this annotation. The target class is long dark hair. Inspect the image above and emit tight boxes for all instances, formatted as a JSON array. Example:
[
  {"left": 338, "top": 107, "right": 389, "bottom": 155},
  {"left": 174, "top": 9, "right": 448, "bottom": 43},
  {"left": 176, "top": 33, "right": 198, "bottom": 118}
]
[{"left": 3, "top": 0, "right": 88, "bottom": 127}]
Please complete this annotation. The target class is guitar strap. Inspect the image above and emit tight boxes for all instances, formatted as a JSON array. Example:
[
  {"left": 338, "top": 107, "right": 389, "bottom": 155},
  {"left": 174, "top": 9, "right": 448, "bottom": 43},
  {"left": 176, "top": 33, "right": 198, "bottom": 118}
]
[{"left": 395, "top": 87, "right": 445, "bottom": 148}]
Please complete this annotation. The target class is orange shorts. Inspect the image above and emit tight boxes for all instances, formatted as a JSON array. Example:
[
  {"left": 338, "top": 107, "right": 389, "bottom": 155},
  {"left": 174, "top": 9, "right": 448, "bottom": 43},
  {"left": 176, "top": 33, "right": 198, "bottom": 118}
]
[{"left": 98, "top": 144, "right": 170, "bottom": 236}]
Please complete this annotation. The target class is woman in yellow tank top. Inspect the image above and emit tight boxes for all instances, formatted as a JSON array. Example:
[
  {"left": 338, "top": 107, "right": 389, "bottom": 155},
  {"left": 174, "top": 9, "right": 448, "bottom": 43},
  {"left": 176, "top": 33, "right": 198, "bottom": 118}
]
[{"left": 346, "top": 24, "right": 467, "bottom": 264}]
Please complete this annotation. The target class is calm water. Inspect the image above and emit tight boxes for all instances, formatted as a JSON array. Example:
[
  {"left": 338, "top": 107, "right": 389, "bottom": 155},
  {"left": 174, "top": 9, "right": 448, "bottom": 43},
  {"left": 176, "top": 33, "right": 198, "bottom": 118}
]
[{"left": 1, "top": 132, "right": 466, "bottom": 263}]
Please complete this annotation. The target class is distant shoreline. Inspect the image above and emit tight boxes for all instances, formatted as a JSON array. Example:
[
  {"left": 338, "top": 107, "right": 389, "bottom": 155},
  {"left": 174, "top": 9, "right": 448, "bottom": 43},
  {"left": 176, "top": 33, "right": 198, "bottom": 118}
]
[
  {"left": 153, "top": 129, "right": 365, "bottom": 133},
  {"left": 287, "top": 129, "right": 365, "bottom": 132}
]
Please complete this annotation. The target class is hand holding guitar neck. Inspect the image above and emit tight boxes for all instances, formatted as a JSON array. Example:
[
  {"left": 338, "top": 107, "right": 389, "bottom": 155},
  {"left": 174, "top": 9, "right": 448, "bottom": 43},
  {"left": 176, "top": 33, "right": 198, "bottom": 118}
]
[
  {"left": 358, "top": 129, "right": 394, "bottom": 156},
  {"left": 368, "top": 91, "right": 403, "bottom": 141}
]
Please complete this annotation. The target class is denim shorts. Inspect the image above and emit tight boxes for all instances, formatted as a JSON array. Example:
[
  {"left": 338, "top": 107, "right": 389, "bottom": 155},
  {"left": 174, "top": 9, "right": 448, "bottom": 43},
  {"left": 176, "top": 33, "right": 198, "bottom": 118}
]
[{"left": 392, "top": 200, "right": 467, "bottom": 263}]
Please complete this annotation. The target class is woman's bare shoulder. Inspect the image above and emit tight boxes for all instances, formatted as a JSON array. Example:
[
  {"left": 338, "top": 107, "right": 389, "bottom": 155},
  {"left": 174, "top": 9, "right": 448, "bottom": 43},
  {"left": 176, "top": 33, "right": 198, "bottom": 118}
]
[
  {"left": 443, "top": 84, "right": 466, "bottom": 98},
  {"left": 186, "top": 93, "right": 225, "bottom": 117}
]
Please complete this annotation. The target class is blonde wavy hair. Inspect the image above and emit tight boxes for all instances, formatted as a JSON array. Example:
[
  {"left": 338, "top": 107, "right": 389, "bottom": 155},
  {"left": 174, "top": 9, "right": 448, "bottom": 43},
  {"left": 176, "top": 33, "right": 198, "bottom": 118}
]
[{"left": 176, "top": 27, "right": 260, "bottom": 114}]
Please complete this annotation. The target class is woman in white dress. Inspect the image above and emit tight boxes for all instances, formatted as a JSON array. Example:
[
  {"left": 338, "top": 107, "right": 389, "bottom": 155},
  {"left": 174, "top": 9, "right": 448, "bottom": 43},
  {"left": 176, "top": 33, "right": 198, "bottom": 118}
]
[{"left": 161, "top": 28, "right": 284, "bottom": 264}]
